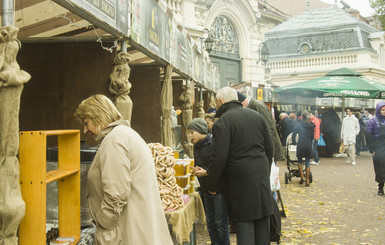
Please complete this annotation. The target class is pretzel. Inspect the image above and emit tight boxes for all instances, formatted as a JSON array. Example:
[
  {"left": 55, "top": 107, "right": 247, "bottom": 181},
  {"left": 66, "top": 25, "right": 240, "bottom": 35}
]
[{"left": 148, "top": 142, "right": 185, "bottom": 211}]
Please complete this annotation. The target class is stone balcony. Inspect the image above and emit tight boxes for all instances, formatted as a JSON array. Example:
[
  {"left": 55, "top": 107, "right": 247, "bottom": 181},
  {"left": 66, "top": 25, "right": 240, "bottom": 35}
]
[{"left": 268, "top": 54, "right": 360, "bottom": 71}]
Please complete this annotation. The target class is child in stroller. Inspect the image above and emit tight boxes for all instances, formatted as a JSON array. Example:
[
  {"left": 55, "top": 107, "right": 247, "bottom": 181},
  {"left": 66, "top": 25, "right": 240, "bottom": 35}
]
[{"left": 284, "top": 133, "right": 313, "bottom": 184}]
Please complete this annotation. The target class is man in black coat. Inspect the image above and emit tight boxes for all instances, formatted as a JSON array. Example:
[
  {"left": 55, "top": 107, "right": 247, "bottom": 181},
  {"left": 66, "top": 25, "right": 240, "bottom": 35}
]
[
  {"left": 208, "top": 87, "right": 274, "bottom": 245},
  {"left": 237, "top": 92, "right": 284, "bottom": 160}
]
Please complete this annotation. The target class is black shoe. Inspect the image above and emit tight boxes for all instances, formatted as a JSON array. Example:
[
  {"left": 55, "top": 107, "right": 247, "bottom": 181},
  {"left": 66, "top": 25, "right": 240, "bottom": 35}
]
[{"left": 378, "top": 189, "right": 384, "bottom": 196}]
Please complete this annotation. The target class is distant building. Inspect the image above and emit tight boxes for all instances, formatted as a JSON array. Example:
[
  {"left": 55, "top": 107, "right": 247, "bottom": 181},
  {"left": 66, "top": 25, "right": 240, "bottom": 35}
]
[{"left": 263, "top": 6, "right": 385, "bottom": 109}]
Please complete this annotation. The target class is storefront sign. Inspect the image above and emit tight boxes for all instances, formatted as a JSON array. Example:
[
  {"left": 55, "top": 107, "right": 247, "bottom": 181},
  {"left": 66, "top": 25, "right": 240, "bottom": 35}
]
[
  {"left": 55, "top": 0, "right": 130, "bottom": 36},
  {"left": 176, "top": 31, "right": 187, "bottom": 74},
  {"left": 68, "top": 0, "right": 220, "bottom": 91}
]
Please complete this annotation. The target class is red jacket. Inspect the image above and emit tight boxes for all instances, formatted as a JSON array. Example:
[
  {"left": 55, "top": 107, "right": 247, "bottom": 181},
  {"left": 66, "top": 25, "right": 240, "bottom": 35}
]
[{"left": 310, "top": 117, "right": 321, "bottom": 140}]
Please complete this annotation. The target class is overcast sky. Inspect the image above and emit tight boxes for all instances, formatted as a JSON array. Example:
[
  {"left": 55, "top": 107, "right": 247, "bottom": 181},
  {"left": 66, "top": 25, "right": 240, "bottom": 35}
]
[{"left": 321, "top": 0, "right": 375, "bottom": 17}]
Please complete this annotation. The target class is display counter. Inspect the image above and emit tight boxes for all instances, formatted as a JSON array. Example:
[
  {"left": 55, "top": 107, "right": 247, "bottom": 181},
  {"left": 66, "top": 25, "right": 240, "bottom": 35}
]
[
  {"left": 165, "top": 192, "right": 206, "bottom": 245},
  {"left": 47, "top": 192, "right": 205, "bottom": 244}
]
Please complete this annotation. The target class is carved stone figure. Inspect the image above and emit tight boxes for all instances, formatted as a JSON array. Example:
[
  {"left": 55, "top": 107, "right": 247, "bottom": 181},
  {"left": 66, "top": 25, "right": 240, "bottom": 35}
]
[
  {"left": 0, "top": 26, "right": 30, "bottom": 245},
  {"left": 109, "top": 52, "right": 133, "bottom": 123}
]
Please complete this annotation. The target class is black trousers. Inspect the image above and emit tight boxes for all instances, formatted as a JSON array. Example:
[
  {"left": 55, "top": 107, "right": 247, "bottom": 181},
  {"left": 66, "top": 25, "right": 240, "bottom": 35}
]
[{"left": 235, "top": 216, "right": 270, "bottom": 245}]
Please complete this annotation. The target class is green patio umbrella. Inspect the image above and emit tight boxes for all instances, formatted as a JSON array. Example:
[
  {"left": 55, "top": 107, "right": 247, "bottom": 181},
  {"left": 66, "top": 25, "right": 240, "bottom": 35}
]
[{"left": 275, "top": 68, "right": 385, "bottom": 99}]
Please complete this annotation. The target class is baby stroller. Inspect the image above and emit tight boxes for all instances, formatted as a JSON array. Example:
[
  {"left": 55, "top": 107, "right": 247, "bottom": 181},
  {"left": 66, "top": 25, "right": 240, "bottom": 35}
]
[{"left": 284, "top": 133, "right": 313, "bottom": 184}]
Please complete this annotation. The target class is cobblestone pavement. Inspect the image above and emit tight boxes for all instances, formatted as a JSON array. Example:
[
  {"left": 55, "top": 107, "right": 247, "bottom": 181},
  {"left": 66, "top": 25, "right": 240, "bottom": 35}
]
[{"left": 195, "top": 151, "right": 385, "bottom": 244}]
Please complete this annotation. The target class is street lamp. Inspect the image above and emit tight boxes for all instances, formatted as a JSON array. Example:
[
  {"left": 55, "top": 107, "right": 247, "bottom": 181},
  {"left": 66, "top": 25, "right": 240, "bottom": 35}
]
[
  {"left": 203, "top": 28, "right": 216, "bottom": 53},
  {"left": 204, "top": 36, "right": 216, "bottom": 53},
  {"left": 257, "top": 42, "right": 272, "bottom": 85}
]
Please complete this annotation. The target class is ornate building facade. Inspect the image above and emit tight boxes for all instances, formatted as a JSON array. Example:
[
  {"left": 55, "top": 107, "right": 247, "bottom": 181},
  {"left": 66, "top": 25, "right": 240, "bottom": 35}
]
[{"left": 177, "top": 0, "right": 289, "bottom": 88}]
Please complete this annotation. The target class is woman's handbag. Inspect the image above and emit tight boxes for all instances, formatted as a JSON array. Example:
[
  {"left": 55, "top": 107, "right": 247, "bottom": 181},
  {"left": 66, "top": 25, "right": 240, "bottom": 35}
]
[
  {"left": 317, "top": 135, "right": 326, "bottom": 146},
  {"left": 270, "top": 162, "right": 281, "bottom": 192}
]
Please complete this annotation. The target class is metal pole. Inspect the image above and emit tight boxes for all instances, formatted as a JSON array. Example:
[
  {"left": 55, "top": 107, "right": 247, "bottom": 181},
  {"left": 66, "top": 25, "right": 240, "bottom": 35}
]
[
  {"left": 2, "top": 0, "right": 14, "bottom": 26},
  {"left": 121, "top": 39, "right": 127, "bottom": 52},
  {"left": 20, "top": 36, "right": 117, "bottom": 43}
]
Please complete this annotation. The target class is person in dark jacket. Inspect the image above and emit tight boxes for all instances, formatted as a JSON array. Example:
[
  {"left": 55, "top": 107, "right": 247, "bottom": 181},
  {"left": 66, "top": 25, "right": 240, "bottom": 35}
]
[
  {"left": 280, "top": 113, "right": 297, "bottom": 146},
  {"left": 208, "top": 87, "right": 274, "bottom": 245},
  {"left": 320, "top": 108, "right": 341, "bottom": 157},
  {"left": 292, "top": 111, "right": 315, "bottom": 187},
  {"left": 277, "top": 112, "right": 287, "bottom": 144},
  {"left": 238, "top": 91, "right": 284, "bottom": 160},
  {"left": 188, "top": 118, "right": 230, "bottom": 245},
  {"left": 355, "top": 112, "right": 366, "bottom": 155},
  {"left": 366, "top": 101, "right": 385, "bottom": 196}
]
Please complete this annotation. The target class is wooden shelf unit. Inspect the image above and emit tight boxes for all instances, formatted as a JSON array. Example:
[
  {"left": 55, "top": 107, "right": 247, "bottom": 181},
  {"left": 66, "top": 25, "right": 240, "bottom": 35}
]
[{"left": 18, "top": 130, "right": 81, "bottom": 244}]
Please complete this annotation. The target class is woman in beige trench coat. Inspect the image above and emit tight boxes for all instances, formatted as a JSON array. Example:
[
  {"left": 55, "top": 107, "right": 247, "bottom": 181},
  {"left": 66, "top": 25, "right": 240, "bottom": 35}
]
[{"left": 74, "top": 94, "right": 173, "bottom": 245}]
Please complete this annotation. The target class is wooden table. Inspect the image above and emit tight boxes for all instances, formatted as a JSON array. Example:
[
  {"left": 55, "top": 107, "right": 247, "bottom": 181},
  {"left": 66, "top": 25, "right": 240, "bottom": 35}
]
[{"left": 165, "top": 192, "right": 206, "bottom": 245}]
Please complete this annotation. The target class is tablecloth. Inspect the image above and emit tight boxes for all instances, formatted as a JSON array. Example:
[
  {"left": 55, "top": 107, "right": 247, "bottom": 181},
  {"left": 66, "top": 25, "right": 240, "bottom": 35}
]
[{"left": 165, "top": 192, "right": 206, "bottom": 244}]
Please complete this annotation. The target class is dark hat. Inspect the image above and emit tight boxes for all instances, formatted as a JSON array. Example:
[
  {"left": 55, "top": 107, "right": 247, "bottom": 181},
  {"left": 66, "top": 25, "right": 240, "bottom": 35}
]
[
  {"left": 188, "top": 118, "right": 208, "bottom": 135},
  {"left": 237, "top": 91, "right": 246, "bottom": 102},
  {"left": 207, "top": 107, "right": 217, "bottom": 114}
]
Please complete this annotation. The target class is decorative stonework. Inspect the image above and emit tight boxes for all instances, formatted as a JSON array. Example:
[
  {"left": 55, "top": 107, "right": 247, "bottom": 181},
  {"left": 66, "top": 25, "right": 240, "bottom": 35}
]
[{"left": 210, "top": 15, "right": 239, "bottom": 56}]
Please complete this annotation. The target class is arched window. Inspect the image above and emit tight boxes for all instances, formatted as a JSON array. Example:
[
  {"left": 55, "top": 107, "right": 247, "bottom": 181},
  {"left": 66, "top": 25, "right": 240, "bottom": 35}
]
[{"left": 210, "top": 15, "right": 239, "bottom": 57}]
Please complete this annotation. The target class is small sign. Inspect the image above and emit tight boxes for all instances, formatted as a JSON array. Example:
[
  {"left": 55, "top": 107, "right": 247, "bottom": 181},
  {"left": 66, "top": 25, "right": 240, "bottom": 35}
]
[{"left": 257, "top": 88, "right": 263, "bottom": 100}]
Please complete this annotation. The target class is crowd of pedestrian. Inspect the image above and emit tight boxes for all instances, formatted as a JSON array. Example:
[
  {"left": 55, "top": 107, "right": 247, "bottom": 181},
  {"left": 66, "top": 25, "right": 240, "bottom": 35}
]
[
  {"left": 71, "top": 87, "right": 385, "bottom": 245},
  {"left": 188, "top": 92, "right": 385, "bottom": 245},
  {"left": 276, "top": 108, "right": 375, "bottom": 162}
]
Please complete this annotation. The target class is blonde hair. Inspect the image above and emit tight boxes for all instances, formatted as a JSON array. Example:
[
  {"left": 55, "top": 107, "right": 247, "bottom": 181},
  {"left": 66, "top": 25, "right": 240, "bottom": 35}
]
[{"left": 74, "top": 94, "right": 123, "bottom": 128}]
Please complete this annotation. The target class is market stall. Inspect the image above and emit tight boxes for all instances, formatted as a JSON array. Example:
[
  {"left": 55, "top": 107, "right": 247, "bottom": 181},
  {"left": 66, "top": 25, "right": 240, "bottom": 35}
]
[
  {"left": 148, "top": 142, "right": 206, "bottom": 244},
  {"left": 2, "top": 0, "right": 220, "bottom": 242},
  {"left": 17, "top": 139, "right": 205, "bottom": 244}
]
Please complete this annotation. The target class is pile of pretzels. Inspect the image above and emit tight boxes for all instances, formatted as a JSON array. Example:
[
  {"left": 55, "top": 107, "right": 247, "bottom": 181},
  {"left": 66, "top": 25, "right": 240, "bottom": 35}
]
[{"left": 148, "top": 143, "right": 184, "bottom": 211}]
